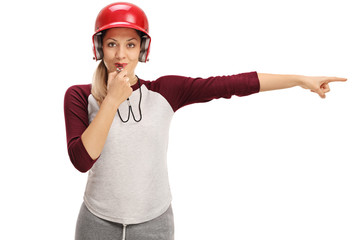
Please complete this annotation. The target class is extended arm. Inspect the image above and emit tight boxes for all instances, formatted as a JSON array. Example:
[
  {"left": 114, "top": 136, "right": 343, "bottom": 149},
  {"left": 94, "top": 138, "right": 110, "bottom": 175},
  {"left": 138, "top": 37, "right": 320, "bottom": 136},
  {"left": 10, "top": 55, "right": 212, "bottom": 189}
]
[{"left": 258, "top": 73, "right": 347, "bottom": 98}]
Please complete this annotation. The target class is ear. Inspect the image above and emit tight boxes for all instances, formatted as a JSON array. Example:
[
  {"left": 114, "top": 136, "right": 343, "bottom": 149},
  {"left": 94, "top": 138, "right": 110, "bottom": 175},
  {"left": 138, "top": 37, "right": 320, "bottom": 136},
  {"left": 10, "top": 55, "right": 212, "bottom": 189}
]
[
  {"left": 139, "top": 36, "right": 150, "bottom": 62},
  {"left": 94, "top": 32, "right": 104, "bottom": 60}
]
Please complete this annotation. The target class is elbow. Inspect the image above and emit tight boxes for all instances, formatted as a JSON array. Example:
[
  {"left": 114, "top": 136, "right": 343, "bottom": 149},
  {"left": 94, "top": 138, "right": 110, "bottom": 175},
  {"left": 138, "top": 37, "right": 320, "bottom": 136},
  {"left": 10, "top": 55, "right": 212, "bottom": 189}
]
[
  {"left": 67, "top": 140, "right": 97, "bottom": 173},
  {"left": 72, "top": 161, "right": 91, "bottom": 173},
  {"left": 68, "top": 151, "right": 93, "bottom": 173}
]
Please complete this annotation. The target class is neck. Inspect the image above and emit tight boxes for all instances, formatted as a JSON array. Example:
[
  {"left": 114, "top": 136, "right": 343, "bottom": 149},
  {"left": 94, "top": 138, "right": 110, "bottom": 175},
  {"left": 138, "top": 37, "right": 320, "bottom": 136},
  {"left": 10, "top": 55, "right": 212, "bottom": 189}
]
[{"left": 129, "top": 75, "right": 138, "bottom": 86}]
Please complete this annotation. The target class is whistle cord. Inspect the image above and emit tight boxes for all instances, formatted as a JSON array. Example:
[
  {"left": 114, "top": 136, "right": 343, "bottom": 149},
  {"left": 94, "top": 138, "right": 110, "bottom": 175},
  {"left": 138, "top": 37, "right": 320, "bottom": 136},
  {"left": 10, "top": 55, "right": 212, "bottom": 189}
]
[{"left": 117, "top": 76, "right": 143, "bottom": 123}]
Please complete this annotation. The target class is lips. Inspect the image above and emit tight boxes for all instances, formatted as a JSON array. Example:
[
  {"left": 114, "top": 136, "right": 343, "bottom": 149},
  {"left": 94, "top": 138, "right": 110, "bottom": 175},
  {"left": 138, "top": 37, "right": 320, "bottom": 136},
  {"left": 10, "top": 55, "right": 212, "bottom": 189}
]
[{"left": 115, "top": 63, "right": 128, "bottom": 72}]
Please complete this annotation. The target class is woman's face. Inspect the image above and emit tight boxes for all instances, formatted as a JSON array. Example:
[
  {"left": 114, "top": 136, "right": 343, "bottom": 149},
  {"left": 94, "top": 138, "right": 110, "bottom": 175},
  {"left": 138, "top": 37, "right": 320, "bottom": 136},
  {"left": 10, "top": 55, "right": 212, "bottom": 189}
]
[{"left": 102, "top": 27, "right": 141, "bottom": 76}]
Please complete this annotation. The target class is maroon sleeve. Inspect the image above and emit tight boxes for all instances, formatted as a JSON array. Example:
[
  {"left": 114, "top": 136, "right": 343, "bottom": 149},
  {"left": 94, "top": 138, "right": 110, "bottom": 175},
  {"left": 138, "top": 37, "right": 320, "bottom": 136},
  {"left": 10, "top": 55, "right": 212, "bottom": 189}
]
[
  {"left": 153, "top": 71, "right": 260, "bottom": 112},
  {"left": 63, "top": 84, "right": 99, "bottom": 173}
]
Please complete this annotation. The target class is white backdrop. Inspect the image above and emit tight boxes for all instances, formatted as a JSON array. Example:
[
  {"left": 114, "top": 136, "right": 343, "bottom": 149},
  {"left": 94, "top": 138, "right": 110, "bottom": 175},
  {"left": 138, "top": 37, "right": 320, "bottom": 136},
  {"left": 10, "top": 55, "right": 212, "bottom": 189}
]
[{"left": 1, "top": 0, "right": 359, "bottom": 239}]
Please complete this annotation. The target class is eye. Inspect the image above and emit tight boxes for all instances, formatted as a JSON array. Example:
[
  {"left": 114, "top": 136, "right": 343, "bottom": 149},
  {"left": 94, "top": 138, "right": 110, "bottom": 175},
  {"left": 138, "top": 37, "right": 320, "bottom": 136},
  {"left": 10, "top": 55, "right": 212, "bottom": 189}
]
[
  {"left": 127, "top": 43, "right": 136, "bottom": 48},
  {"left": 107, "top": 42, "right": 117, "bottom": 47}
]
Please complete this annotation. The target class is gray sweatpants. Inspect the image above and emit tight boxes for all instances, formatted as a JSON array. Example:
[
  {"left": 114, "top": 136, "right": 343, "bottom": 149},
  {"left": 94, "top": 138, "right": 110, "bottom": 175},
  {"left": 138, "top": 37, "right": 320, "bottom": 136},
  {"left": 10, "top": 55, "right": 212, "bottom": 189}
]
[{"left": 75, "top": 202, "right": 175, "bottom": 240}]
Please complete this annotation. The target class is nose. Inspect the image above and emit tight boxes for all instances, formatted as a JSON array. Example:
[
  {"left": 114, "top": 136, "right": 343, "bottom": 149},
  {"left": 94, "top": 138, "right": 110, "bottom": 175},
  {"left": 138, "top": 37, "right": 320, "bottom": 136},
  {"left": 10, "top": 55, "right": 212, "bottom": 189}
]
[{"left": 115, "top": 44, "right": 126, "bottom": 60}]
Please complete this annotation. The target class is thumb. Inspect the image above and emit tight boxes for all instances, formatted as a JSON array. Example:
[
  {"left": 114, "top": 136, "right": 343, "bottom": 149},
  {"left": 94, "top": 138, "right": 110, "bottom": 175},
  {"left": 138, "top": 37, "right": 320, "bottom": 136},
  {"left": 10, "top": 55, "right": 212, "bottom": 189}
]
[{"left": 315, "top": 88, "right": 326, "bottom": 99}]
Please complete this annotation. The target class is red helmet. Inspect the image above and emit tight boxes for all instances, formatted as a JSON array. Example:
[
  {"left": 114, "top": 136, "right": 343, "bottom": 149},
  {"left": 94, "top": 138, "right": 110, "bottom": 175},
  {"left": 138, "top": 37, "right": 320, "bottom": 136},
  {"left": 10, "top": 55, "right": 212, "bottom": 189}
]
[{"left": 92, "top": 2, "right": 151, "bottom": 62}]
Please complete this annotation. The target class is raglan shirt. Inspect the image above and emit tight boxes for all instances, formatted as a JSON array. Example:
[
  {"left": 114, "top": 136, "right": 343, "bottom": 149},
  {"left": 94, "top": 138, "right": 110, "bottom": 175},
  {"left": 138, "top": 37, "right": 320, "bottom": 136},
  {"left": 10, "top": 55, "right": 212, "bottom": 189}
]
[{"left": 64, "top": 72, "right": 260, "bottom": 224}]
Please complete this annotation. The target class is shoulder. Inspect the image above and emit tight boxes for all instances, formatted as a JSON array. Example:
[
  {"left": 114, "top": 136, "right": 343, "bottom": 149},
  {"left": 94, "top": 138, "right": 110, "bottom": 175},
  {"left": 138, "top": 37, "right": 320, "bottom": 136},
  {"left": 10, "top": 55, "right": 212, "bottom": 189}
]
[
  {"left": 64, "top": 84, "right": 92, "bottom": 107},
  {"left": 156, "top": 75, "right": 189, "bottom": 83},
  {"left": 145, "top": 75, "right": 188, "bottom": 90},
  {"left": 141, "top": 75, "right": 190, "bottom": 112},
  {"left": 65, "top": 84, "right": 92, "bottom": 100},
  {"left": 142, "top": 75, "right": 191, "bottom": 98},
  {"left": 65, "top": 84, "right": 92, "bottom": 96}
]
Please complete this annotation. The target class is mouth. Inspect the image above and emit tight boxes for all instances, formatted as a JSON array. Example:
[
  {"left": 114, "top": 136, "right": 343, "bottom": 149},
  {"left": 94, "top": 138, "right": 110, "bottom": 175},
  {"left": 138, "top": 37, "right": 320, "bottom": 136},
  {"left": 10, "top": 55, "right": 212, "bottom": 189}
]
[{"left": 115, "top": 63, "right": 128, "bottom": 72}]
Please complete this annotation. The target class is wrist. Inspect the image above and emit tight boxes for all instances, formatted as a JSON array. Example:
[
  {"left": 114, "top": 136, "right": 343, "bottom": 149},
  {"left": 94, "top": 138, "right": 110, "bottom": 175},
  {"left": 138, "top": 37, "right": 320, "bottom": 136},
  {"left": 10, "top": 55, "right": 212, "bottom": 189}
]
[
  {"left": 294, "top": 74, "right": 307, "bottom": 88},
  {"left": 102, "top": 95, "right": 120, "bottom": 111}
]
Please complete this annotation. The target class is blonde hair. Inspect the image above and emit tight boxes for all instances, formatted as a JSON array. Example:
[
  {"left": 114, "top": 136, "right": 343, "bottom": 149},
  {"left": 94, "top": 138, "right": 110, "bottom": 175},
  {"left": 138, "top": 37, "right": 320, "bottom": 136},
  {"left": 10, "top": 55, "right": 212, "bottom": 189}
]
[{"left": 91, "top": 60, "right": 108, "bottom": 105}]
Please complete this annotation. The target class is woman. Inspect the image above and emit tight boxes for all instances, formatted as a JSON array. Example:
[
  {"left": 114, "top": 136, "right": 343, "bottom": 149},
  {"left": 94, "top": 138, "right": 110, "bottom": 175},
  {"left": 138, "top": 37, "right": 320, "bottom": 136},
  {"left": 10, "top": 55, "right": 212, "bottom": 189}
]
[{"left": 64, "top": 2, "right": 346, "bottom": 240}]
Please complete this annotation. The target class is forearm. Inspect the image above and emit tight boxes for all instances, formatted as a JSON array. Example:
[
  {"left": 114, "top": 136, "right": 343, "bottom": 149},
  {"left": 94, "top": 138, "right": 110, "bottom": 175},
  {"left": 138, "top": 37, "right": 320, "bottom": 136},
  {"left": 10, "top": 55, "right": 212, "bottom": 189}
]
[
  {"left": 258, "top": 73, "right": 305, "bottom": 92},
  {"left": 81, "top": 97, "right": 119, "bottom": 160}
]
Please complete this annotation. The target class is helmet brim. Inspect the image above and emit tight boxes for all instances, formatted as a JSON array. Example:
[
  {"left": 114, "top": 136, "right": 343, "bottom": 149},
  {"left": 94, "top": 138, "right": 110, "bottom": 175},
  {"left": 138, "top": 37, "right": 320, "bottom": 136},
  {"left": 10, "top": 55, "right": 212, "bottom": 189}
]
[{"left": 94, "top": 22, "right": 149, "bottom": 38}]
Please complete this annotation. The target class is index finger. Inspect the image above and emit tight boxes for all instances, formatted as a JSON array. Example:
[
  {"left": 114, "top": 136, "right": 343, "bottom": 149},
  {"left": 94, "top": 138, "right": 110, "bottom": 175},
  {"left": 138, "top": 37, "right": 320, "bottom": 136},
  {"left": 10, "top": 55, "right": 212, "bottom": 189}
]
[
  {"left": 326, "top": 77, "right": 348, "bottom": 83},
  {"left": 109, "top": 69, "right": 127, "bottom": 77}
]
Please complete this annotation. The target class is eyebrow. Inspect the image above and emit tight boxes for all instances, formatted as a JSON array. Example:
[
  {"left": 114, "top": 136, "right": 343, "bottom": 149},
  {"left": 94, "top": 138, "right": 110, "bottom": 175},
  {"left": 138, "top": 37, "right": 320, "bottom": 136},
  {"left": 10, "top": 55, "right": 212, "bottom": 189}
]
[{"left": 105, "top": 37, "right": 138, "bottom": 42}]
